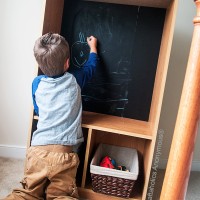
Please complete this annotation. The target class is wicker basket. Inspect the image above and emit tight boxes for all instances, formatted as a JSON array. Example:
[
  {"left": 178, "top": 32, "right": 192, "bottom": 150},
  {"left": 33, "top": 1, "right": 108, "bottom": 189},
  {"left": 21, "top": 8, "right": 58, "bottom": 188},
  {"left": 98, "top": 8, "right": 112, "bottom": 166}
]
[{"left": 90, "top": 143, "right": 139, "bottom": 198}]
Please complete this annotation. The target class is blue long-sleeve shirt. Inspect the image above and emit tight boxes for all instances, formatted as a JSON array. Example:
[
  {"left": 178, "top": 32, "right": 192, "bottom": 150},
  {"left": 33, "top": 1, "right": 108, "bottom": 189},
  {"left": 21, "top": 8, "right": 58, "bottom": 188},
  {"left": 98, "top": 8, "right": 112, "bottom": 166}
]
[{"left": 31, "top": 53, "right": 99, "bottom": 146}]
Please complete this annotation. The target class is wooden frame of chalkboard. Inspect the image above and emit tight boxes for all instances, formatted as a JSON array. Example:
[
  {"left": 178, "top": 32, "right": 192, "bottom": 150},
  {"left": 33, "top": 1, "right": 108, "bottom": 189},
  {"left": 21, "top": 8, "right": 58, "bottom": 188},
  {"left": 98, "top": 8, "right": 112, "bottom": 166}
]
[{"left": 29, "top": 0, "right": 178, "bottom": 199}]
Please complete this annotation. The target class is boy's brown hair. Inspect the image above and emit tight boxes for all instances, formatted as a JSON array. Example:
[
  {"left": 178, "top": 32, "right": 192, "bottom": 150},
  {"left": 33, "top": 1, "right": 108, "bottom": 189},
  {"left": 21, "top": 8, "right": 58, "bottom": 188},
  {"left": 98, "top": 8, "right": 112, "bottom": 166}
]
[{"left": 33, "top": 33, "right": 70, "bottom": 77}]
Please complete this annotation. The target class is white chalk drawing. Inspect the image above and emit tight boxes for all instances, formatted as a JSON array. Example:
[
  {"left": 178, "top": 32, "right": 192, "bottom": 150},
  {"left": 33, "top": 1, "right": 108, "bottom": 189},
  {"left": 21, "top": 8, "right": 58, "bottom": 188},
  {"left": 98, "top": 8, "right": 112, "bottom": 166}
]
[{"left": 71, "top": 32, "right": 90, "bottom": 68}]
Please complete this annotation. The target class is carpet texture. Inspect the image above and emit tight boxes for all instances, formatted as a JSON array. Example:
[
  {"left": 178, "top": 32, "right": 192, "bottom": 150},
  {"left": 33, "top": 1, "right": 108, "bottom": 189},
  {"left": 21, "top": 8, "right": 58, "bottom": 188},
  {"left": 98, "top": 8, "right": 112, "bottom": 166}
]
[{"left": 0, "top": 157, "right": 24, "bottom": 198}]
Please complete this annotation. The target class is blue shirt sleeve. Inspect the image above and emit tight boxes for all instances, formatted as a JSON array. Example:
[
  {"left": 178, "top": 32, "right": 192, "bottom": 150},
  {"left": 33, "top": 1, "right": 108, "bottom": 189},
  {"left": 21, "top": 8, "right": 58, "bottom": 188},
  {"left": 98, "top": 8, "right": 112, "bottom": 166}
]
[
  {"left": 70, "top": 52, "right": 99, "bottom": 89},
  {"left": 32, "top": 75, "right": 46, "bottom": 116}
]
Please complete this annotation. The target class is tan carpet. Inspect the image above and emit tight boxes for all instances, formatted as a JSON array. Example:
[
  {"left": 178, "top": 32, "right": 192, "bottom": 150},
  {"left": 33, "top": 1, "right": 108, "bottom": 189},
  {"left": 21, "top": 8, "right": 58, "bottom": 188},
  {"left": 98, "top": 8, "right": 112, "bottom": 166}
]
[
  {"left": 0, "top": 157, "right": 200, "bottom": 199},
  {"left": 0, "top": 157, "right": 24, "bottom": 198}
]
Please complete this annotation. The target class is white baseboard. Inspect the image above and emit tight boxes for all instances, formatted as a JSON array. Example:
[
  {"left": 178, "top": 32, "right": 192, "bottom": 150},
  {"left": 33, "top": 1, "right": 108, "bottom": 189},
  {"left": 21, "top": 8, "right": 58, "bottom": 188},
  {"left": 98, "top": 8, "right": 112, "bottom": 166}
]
[
  {"left": 0, "top": 145, "right": 26, "bottom": 159},
  {"left": 159, "top": 159, "right": 200, "bottom": 172}
]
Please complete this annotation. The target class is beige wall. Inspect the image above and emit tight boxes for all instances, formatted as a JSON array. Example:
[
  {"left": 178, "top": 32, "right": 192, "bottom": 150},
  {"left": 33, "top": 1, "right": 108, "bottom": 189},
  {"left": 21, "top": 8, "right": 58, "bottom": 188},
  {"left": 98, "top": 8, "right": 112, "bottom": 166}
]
[
  {"left": 159, "top": 0, "right": 200, "bottom": 167},
  {"left": 0, "top": 0, "right": 45, "bottom": 150}
]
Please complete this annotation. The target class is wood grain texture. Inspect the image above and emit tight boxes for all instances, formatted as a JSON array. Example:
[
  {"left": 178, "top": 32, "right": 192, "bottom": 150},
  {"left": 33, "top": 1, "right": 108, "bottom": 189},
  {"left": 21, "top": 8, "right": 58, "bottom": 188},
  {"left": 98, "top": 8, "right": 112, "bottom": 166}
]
[
  {"left": 81, "top": 129, "right": 93, "bottom": 188},
  {"left": 78, "top": 187, "right": 142, "bottom": 200},
  {"left": 27, "top": 108, "right": 34, "bottom": 148},
  {"left": 160, "top": 1, "right": 200, "bottom": 199},
  {"left": 82, "top": 111, "right": 153, "bottom": 139},
  {"left": 42, "top": 0, "right": 64, "bottom": 34},
  {"left": 149, "top": 0, "right": 178, "bottom": 134}
]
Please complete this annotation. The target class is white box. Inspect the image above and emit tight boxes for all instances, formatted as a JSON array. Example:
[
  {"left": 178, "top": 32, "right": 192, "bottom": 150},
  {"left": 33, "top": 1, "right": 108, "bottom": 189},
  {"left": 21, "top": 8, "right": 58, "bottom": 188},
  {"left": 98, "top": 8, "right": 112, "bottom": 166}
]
[{"left": 90, "top": 143, "right": 139, "bottom": 180}]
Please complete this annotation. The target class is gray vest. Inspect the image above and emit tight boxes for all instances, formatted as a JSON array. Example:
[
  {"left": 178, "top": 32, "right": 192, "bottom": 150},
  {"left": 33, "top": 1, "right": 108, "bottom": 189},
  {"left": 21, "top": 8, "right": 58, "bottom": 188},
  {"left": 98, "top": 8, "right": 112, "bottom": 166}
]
[{"left": 31, "top": 72, "right": 83, "bottom": 146}]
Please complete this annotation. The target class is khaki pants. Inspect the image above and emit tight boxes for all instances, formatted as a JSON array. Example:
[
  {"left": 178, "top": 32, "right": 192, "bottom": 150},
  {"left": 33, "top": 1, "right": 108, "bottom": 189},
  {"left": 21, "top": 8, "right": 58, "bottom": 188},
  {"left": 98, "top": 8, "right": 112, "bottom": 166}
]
[{"left": 4, "top": 145, "right": 79, "bottom": 200}]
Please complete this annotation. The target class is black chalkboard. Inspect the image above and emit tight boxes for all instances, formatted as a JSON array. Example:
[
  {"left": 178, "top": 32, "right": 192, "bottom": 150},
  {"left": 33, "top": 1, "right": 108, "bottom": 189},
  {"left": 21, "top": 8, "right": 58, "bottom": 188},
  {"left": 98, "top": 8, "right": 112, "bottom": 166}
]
[{"left": 61, "top": 0, "right": 166, "bottom": 121}]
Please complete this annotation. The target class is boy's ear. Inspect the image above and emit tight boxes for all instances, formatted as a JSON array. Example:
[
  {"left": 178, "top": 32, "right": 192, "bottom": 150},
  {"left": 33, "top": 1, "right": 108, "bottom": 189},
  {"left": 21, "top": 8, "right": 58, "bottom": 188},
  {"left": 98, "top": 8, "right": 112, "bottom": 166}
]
[{"left": 64, "top": 58, "right": 70, "bottom": 72}]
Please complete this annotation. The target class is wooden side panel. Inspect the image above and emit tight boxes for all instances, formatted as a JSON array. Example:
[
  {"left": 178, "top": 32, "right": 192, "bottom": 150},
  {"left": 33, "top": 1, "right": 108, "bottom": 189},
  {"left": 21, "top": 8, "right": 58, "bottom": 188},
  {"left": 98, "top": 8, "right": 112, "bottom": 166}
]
[
  {"left": 149, "top": 0, "right": 178, "bottom": 134},
  {"left": 81, "top": 129, "right": 93, "bottom": 187},
  {"left": 27, "top": 108, "right": 34, "bottom": 148},
  {"left": 42, "top": 0, "right": 64, "bottom": 34},
  {"left": 141, "top": 140, "right": 153, "bottom": 199}
]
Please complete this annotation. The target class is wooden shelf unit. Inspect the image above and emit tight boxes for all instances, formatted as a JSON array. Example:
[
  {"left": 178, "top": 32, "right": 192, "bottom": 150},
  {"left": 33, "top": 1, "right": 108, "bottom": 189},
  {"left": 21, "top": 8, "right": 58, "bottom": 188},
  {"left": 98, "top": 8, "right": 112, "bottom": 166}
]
[{"left": 29, "top": 0, "right": 178, "bottom": 199}]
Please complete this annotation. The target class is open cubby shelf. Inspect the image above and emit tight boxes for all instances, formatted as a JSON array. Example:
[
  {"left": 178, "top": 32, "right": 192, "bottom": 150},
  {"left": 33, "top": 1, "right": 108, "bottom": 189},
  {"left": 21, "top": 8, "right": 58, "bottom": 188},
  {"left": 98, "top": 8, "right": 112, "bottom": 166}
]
[
  {"left": 82, "top": 112, "right": 153, "bottom": 139},
  {"left": 28, "top": 0, "right": 178, "bottom": 199},
  {"left": 79, "top": 128, "right": 148, "bottom": 199}
]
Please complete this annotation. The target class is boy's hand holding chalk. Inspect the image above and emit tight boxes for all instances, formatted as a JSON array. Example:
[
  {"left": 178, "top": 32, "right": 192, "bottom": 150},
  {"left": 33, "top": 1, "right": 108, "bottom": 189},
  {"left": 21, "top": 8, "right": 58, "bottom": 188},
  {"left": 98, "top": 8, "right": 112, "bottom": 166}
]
[{"left": 87, "top": 36, "right": 97, "bottom": 53}]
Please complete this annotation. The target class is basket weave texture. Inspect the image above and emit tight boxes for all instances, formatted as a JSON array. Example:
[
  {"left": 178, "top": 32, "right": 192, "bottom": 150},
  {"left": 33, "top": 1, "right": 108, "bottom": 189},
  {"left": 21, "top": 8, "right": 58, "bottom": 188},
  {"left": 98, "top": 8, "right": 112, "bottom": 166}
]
[
  {"left": 91, "top": 173, "right": 135, "bottom": 198},
  {"left": 90, "top": 144, "right": 138, "bottom": 198}
]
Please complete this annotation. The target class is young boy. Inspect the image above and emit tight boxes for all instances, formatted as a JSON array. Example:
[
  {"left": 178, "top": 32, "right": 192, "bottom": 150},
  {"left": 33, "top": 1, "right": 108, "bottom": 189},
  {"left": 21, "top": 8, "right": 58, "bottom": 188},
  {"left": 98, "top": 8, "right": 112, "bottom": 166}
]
[{"left": 4, "top": 33, "right": 98, "bottom": 200}]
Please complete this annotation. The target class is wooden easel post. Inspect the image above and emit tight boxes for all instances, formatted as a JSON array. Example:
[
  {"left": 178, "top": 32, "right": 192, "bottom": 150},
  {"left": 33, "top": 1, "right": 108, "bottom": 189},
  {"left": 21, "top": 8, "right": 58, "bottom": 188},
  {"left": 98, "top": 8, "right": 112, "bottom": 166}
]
[{"left": 160, "top": 0, "right": 200, "bottom": 199}]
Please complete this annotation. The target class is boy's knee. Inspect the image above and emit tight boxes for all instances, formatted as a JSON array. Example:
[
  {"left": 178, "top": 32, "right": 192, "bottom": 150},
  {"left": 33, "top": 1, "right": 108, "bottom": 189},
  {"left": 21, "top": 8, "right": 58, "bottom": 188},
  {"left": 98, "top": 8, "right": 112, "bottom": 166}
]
[
  {"left": 2, "top": 192, "right": 24, "bottom": 200},
  {"left": 3, "top": 189, "right": 40, "bottom": 200}
]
